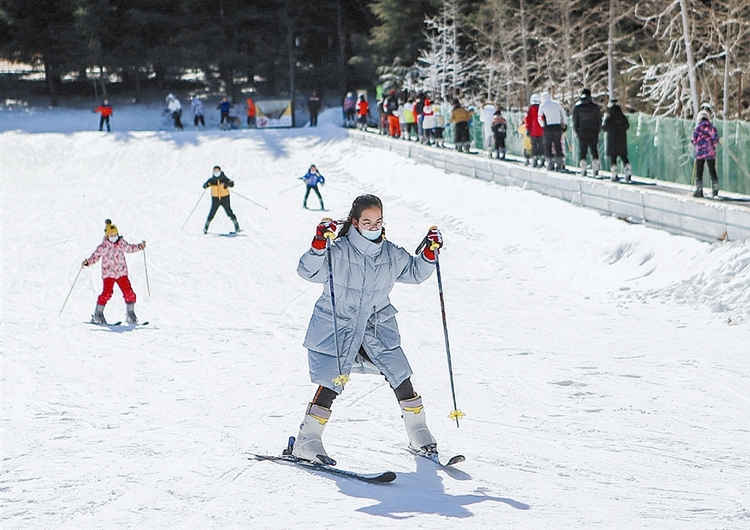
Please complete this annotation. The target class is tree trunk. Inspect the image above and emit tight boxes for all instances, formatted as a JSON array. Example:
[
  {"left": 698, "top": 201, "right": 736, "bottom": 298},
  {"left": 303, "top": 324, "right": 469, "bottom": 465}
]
[
  {"left": 678, "top": 0, "right": 700, "bottom": 117},
  {"left": 44, "top": 62, "right": 59, "bottom": 107},
  {"left": 133, "top": 67, "right": 141, "bottom": 104},
  {"left": 337, "top": 0, "right": 346, "bottom": 95},
  {"left": 738, "top": 71, "right": 743, "bottom": 118},
  {"left": 99, "top": 66, "right": 108, "bottom": 99},
  {"left": 721, "top": 1, "right": 733, "bottom": 118},
  {"left": 520, "top": 0, "right": 530, "bottom": 88},
  {"left": 607, "top": 0, "right": 615, "bottom": 100}
]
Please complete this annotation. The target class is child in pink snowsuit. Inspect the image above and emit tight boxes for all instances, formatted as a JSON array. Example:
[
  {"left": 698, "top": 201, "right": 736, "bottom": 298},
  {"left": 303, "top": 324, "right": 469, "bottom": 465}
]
[{"left": 83, "top": 219, "right": 145, "bottom": 324}]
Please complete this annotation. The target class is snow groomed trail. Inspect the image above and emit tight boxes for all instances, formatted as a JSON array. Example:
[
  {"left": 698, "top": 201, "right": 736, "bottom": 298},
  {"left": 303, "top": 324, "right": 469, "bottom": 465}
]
[{"left": 1, "top": 109, "right": 748, "bottom": 529}]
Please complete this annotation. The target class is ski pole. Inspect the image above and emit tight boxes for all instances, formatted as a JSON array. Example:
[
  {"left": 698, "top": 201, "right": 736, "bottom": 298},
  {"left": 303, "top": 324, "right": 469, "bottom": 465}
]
[
  {"left": 143, "top": 248, "right": 151, "bottom": 297},
  {"left": 429, "top": 229, "right": 464, "bottom": 427},
  {"left": 324, "top": 223, "right": 347, "bottom": 388},
  {"left": 233, "top": 191, "right": 268, "bottom": 210},
  {"left": 181, "top": 189, "right": 206, "bottom": 230},
  {"left": 59, "top": 266, "right": 83, "bottom": 316},
  {"left": 277, "top": 182, "right": 301, "bottom": 195}
]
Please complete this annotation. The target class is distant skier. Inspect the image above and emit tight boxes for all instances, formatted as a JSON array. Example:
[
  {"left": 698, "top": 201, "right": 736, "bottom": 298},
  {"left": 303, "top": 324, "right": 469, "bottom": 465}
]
[
  {"left": 450, "top": 99, "right": 472, "bottom": 153},
  {"left": 191, "top": 96, "right": 205, "bottom": 127},
  {"left": 525, "top": 94, "right": 544, "bottom": 168},
  {"left": 290, "top": 194, "right": 443, "bottom": 464},
  {"left": 246, "top": 97, "right": 256, "bottom": 128},
  {"left": 355, "top": 94, "right": 369, "bottom": 130},
  {"left": 343, "top": 92, "right": 356, "bottom": 127},
  {"left": 202, "top": 166, "right": 241, "bottom": 233},
  {"left": 691, "top": 110, "right": 721, "bottom": 198},
  {"left": 479, "top": 99, "right": 497, "bottom": 152},
  {"left": 601, "top": 99, "right": 631, "bottom": 182},
  {"left": 166, "top": 94, "right": 183, "bottom": 130},
  {"left": 300, "top": 164, "right": 325, "bottom": 210},
  {"left": 82, "top": 219, "right": 145, "bottom": 325},
  {"left": 308, "top": 91, "right": 321, "bottom": 127},
  {"left": 490, "top": 108, "right": 508, "bottom": 160},
  {"left": 538, "top": 92, "right": 568, "bottom": 171},
  {"left": 573, "top": 88, "right": 602, "bottom": 177},
  {"left": 93, "top": 99, "right": 113, "bottom": 132},
  {"left": 217, "top": 97, "right": 232, "bottom": 129}
]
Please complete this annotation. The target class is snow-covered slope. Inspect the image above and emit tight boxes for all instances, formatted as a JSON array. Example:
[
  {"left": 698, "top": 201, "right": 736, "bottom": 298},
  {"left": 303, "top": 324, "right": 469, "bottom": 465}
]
[{"left": 2, "top": 108, "right": 748, "bottom": 529}]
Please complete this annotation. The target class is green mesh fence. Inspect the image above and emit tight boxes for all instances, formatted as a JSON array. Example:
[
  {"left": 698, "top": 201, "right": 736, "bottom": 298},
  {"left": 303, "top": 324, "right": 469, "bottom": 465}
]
[{"left": 468, "top": 112, "right": 750, "bottom": 195}]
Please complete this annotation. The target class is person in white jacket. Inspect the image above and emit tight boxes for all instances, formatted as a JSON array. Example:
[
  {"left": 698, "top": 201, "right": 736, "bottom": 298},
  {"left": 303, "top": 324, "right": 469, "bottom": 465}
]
[
  {"left": 166, "top": 93, "right": 183, "bottom": 130},
  {"left": 479, "top": 100, "right": 497, "bottom": 153},
  {"left": 538, "top": 92, "right": 567, "bottom": 171}
]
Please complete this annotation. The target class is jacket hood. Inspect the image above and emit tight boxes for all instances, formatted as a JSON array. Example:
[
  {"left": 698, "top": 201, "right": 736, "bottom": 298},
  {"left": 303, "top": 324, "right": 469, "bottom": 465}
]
[{"left": 540, "top": 92, "right": 551, "bottom": 104}]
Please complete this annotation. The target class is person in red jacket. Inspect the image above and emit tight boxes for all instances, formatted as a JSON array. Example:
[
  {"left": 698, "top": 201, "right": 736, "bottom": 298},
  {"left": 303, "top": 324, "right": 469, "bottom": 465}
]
[
  {"left": 356, "top": 94, "right": 369, "bottom": 130},
  {"left": 246, "top": 98, "right": 256, "bottom": 128},
  {"left": 93, "top": 99, "right": 113, "bottom": 132},
  {"left": 524, "top": 94, "right": 544, "bottom": 168},
  {"left": 83, "top": 219, "right": 146, "bottom": 325}
]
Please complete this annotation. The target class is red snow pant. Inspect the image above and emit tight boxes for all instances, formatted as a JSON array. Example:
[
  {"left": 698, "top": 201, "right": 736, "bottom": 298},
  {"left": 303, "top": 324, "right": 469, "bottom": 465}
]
[{"left": 97, "top": 276, "right": 136, "bottom": 306}]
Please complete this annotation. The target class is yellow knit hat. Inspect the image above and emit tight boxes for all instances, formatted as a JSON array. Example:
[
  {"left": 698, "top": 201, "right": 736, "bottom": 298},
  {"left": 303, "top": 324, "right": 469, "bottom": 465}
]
[{"left": 104, "top": 219, "right": 119, "bottom": 237}]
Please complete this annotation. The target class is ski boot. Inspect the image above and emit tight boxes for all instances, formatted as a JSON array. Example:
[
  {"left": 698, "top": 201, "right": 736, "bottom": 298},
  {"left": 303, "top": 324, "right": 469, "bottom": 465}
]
[
  {"left": 91, "top": 304, "right": 107, "bottom": 325},
  {"left": 624, "top": 164, "right": 632, "bottom": 184},
  {"left": 292, "top": 403, "right": 334, "bottom": 464},
  {"left": 125, "top": 303, "right": 138, "bottom": 324},
  {"left": 579, "top": 160, "right": 588, "bottom": 177},
  {"left": 610, "top": 164, "right": 619, "bottom": 182},
  {"left": 711, "top": 178, "right": 719, "bottom": 198},
  {"left": 203, "top": 222, "right": 209, "bottom": 234},
  {"left": 592, "top": 159, "right": 600, "bottom": 178},
  {"left": 693, "top": 178, "right": 704, "bottom": 197},
  {"left": 399, "top": 395, "right": 437, "bottom": 453},
  {"left": 233, "top": 219, "right": 241, "bottom": 233}
]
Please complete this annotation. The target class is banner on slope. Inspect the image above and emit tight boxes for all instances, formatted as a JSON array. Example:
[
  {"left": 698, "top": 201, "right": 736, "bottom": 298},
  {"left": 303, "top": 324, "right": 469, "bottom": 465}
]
[{"left": 255, "top": 100, "right": 293, "bottom": 128}]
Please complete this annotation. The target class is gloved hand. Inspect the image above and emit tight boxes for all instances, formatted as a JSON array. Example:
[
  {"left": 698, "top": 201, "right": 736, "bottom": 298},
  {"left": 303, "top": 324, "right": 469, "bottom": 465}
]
[
  {"left": 203, "top": 183, "right": 209, "bottom": 189},
  {"left": 82, "top": 259, "right": 90, "bottom": 267},
  {"left": 139, "top": 241, "right": 146, "bottom": 250},
  {"left": 312, "top": 218, "right": 337, "bottom": 250},
  {"left": 422, "top": 226, "right": 443, "bottom": 262}
]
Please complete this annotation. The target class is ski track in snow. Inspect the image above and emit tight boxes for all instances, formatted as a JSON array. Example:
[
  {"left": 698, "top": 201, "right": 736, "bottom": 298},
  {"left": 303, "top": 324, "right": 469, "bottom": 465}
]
[{"left": 1, "top": 107, "right": 749, "bottom": 529}]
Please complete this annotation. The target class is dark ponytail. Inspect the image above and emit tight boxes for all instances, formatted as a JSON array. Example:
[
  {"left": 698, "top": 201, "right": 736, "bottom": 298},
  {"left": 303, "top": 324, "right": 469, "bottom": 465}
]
[{"left": 337, "top": 194, "right": 383, "bottom": 239}]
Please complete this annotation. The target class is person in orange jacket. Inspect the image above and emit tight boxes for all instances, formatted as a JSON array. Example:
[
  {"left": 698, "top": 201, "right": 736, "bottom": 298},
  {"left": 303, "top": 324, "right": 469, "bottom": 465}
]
[
  {"left": 356, "top": 94, "right": 369, "bottom": 130},
  {"left": 94, "top": 99, "right": 113, "bottom": 132}
]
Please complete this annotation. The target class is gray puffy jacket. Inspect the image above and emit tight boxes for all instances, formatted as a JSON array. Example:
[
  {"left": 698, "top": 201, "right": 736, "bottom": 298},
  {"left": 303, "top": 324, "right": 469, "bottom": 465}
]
[{"left": 297, "top": 227, "right": 435, "bottom": 388}]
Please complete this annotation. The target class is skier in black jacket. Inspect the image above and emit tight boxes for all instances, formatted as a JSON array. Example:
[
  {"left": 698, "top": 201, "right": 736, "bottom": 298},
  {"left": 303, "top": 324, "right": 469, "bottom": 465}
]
[
  {"left": 602, "top": 100, "right": 631, "bottom": 182},
  {"left": 573, "top": 88, "right": 602, "bottom": 177},
  {"left": 202, "top": 166, "right": 240, "bottom": 234}
]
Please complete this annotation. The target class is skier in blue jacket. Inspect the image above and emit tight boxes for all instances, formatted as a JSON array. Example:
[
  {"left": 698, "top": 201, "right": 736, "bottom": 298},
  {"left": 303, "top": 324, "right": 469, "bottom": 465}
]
[{"left": 300, "top": 164, "right": 326, "bottom": 210}]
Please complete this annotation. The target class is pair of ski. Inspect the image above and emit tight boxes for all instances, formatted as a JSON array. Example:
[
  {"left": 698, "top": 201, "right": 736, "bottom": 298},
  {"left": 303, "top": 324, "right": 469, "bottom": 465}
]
[
  {"left": 86, "top": 321, "right": 149, "bottom": 328},
  {"left": 252, "top": 436, "right": 464, "bottom": 484}
]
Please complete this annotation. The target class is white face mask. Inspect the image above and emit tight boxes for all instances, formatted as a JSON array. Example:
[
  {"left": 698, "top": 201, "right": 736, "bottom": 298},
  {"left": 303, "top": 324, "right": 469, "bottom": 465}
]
[
  {"left": 213, "top": 171, "right": 221, "bottom": 177},
  {"left": 360, "top": 228, "right": 382, "bottom": 241},
  {"left": 108, "top": 236, "right": 119, "bottom": 243}
]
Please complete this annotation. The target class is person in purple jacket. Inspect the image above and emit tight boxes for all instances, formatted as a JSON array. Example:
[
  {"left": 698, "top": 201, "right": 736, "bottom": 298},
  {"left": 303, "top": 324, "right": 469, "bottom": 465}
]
[{"left": 691, "top": 110, "right": 720, "bottom": 198}]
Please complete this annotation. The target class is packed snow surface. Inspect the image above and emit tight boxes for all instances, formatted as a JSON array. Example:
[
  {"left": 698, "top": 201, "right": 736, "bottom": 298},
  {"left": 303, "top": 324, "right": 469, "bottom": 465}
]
[{"left": 2, "top": 106, "right": 749, "bottom": 529}]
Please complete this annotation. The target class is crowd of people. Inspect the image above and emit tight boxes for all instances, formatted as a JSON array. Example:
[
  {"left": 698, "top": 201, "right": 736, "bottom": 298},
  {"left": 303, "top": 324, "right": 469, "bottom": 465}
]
[
  {"left": 90, "top": 88, "right": 724, "bottom": 198},
  {"left": 356, "top": 87, "right": 722, "bottom": 196}
]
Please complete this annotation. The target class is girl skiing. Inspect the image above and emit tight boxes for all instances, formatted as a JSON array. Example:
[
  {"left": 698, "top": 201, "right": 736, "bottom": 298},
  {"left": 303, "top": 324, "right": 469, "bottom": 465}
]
[
  {"left": 291, "top": 194, "right": 444, "bottom": 464},
  {"left": 83, "top": 219, "right": 146, "bottom": 325},
  {"left": 300, "top": 164, "right": 325, "bottom": 210}
]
